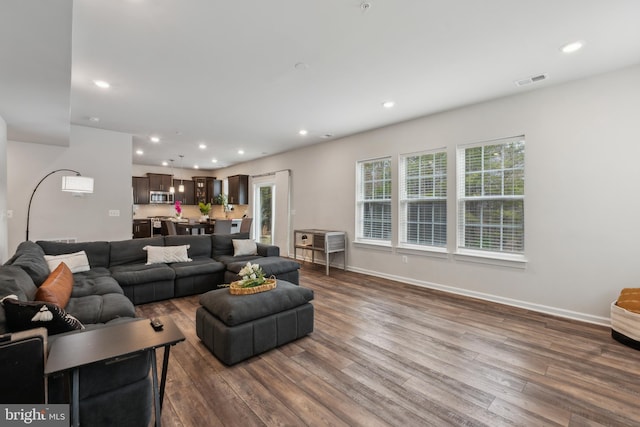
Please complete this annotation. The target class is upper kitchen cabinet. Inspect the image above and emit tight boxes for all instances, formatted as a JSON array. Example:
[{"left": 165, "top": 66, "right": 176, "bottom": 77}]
[
  {"left": 193, "top": 176, "right": 222, "bottom": 205},
  {"left": 228, "top": 174, "right": 249, "bottom": 205},
  {"left": 173, "top": 179, "right": 195, "bottom": 205},
  {"left": 147, "top": 173, "right": 173, "bottom": 192},
  {"left": 132, "top": 176, "right": 149, "bottom": 204}
]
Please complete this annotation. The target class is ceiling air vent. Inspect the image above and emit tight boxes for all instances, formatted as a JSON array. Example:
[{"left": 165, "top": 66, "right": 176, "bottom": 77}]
[{"left": 515, "top": 73, "right": 548, "bottom": 87}]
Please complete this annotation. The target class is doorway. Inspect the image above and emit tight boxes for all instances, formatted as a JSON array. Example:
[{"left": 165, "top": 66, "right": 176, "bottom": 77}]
[
  {"left": 254, "top": 182, "right": 275, "bottom": 244},
  {"left": 250, "top": 170, "right": 290, "bottom": 253}
]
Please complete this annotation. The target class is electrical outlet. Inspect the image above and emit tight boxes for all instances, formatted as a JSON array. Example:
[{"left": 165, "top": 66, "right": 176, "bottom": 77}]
[
  {"left": 109, "top": 210, "right": 120, "bottom": 217},
  {"left": 402, "top": 255, "right": 408, "bottom": 263}
]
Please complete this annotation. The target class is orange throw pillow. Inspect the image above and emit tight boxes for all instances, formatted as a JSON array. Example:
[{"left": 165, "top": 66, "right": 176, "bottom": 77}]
[
  {"left": 35, "top": 262, "right": 74, "bottom": 308},
  {"left": 616, "top": 288, "right": 640, "bottom": 314}
]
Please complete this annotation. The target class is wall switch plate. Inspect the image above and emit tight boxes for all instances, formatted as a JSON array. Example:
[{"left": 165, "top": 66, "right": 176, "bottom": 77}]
[
  {"left": 109, "top": 210, "right": 120, "bottom": 217},
  {"left": 6, "top": 210, "right": 13, "bottom": 219}
]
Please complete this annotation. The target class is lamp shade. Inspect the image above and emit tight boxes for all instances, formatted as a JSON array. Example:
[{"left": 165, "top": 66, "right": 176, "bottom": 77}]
[{"left": 61, "top": 176, "right": 94, "bottom": 193}]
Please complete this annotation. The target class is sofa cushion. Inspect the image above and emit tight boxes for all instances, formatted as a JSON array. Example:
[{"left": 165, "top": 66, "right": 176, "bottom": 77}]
[
  {"left": 44, "top": 251, "right": 90, "bottom": 273},
  {"left": 65, "top": 294, "right": 136, "bottom": 324},
  {"left": 36, "top": 240, "right": 111, "bottom": 269},
  {"left": 6, "top": 241, "right": 50, "bottom": 286},
  {"left": 211, "top": 232, "right": 249, "bottom": 258},
  {"left": 170, "top": 257, "right": 225, "bottom": 279},
  {"left": 1, "top": 296, "right": 84, "bottom": 335},
  {"left": 199, "top": 280, "right": 313, "bottom": 326},
  {"left": 225, "top": 257, "right": 301, "bottom": 277},
  {"left": 109, "top": 263, "right": 175, "bottom": 286},
  {"left": 165, "top": 235, "right": 212, "bottom": 258},
  {"left": 110, "top": 237, "right": 164, "bottom": 267},
  {"left": 144, "top": 245, "right": 191, "bottom": 265},
  {"left": 256, "top": 243, "right": 279, "bottom": 257},
  {"left": 34, "top": 262, "right": 74, "bottom": 308},
  {"left": 72, "top": 271, "right": 123, "bottom": 298},
  {"left": 215, "top": 254, "right": 262, "bottom": 265}
]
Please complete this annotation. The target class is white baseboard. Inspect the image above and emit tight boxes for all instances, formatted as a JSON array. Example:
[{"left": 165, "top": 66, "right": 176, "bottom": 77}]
[{"left": 345, "top": 266, "right": 611, "bottom": 327}]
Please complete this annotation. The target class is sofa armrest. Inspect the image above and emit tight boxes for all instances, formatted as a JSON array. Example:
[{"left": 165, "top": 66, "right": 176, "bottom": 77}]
[{"left": 256, "top": 243, "right": 279, "bottom": 257}]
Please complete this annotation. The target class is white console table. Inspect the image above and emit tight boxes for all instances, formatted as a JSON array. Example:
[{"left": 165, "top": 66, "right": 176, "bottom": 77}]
[{"left": 294, "top": 229, "right": 347, "bottom": 275}]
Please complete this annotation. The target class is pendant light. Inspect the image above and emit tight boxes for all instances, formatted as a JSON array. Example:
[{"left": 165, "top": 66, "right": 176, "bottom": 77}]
[
  {"left": 169, "top": 159, "right": 175, "bottom": 194},
  {"left": 178, "top": 155, "right": 185, "bottom": 193}
]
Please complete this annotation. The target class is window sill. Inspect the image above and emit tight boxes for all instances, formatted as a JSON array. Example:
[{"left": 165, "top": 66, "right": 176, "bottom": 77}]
[
  {"left": 453, "top": 249, "right": 527, "bottom": 269},
  {"left": 353, "top": 240, "right": 393, "bottom": 251},
  {"left": 397, "top": 245, "right": 449, "bottom": 259}
]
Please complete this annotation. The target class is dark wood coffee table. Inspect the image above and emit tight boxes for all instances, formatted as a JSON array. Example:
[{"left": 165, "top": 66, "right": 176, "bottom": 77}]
[{"left": 45, "top": 316, "right": 185, "bottom": 427}]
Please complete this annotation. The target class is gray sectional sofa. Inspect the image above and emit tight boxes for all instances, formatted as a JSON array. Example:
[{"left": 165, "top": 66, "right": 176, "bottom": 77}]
[{"left": 0, "top": 232, "right": 300, "bottom": 426}]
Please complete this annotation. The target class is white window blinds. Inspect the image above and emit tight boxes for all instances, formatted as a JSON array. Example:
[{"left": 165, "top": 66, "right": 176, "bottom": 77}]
[
  {"left": 356, "top": 157, "right": 392, "bottom": 242},
  {"left": 399, "top": 150, "right": 447, "bottom": 248},
  {"left": 457, "top": 136, "right": 525, "bottom": 254}
]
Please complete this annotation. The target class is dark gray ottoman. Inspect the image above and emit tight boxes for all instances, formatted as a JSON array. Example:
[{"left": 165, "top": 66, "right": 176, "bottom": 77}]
[
  {"left": 195, "top": 280, "right": 314, "bottom": 365},
  {"left": 224, "top": 257, "right": 301, "bottom": 285}
]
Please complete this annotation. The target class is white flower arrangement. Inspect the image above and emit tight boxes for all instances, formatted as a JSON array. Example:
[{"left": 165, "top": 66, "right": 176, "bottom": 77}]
[{"left": 237, "top": 262, "right": 265, "bottom": 288}]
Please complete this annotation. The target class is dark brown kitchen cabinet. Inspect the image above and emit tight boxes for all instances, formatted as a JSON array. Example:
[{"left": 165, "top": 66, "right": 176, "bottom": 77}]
[
  {"left": 173, "top": 179, "right": 195, "bottom": 205},
  {"left": 193, "top": 176, "right": 222, "bottom": 204},
  {"left": 227, "top": 174, "right": 248, "bottom": 205},
  {"left": 147, "top": 173, "right": 173, "bottom": 191},
  {"left": 133, "top": 219, "right": 151, "bottom": 238},
  {"left": 132, "top": 176, "right": 149, "bottom": 204}
]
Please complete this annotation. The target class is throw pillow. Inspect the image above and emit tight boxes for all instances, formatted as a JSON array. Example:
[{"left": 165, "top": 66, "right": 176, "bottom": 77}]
[
  {"left": 34, "top": 262, "right": 74, "bottom": 308},
  {"left": 44, "top": 251, "right": 90, "bottom": 273},
  {"left": 143, "top": 245, "right": 192, "bottom": 265},
  {"left": 233, "top": 239, "right": 257, "bottom": 257},
  {"left": 1, "top": 295, "right": 84, "bottom": 335}
]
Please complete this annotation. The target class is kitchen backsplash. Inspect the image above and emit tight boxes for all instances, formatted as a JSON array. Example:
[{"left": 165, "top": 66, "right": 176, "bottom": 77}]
[{"left": 133, "top": 204, "right": 249, "bottom": 220}]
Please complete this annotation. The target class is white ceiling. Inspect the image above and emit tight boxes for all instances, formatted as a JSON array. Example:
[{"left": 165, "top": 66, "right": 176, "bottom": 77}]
[{"left": 2, "top": 1, "right": 640, "bottom": 171}]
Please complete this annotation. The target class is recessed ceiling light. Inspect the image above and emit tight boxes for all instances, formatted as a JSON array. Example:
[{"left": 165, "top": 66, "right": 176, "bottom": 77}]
[
  {"left": 211, "top": 158, "right": 218, "bottom": 163},
  {"left": 150, "top": 136, "right": 160, "bottom": 143},
  {"left": 93, "top": 80, "right": 110, "bottom": 89},
  {"left": 299, "top": 129, "right": 308, "bottom": 136},
  {"left": 382, "top": 101, "right": 395, "bottom": 108},
  {"left": 161, "top": 161, "right": 168, "bottom": 166},
  {"left": 238, "top": 149, "right": 245, "bottom": 155},
  {"left": 136, "top": 149, "right": 143, "bottom": 155},
  {"left": 199, "top": 143, "right": 207, "bottom": 149},
  {"left": 561, "top": 41, "right": 584, "bottom": 54},
  {"left": 88, "top": 116, "right": 100, "bottom": 122},
  {"left": 194, "top": 165, "right": 199, "bottom": 169}
]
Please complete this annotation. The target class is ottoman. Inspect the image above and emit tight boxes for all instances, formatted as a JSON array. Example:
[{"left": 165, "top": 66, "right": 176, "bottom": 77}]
[{"left": 196, "top": 280, "right": 314, "bottom": 365}]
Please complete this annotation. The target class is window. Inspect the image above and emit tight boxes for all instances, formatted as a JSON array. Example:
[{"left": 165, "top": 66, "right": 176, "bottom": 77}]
[
  {"left": 457, "top": 136, "right": 525, "bottom": 254},
  {"left": 399, "top": 150, "right": 447, "bottom": 248},
  {"left": 356, "top": 157, "right": 392, "bottom": 243}
]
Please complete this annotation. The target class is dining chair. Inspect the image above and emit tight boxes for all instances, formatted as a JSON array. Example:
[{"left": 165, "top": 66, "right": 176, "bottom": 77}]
[
  {"left": 161, "top": 220, "right": 178, "bottom": 236},
  {"left": 239, "top": 217, "right": 253, "bottom": 233}
]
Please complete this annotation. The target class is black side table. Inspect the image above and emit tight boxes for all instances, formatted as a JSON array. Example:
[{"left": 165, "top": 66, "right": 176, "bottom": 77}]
[{"left": 45, "top": 316, "right": 185, "bottom": 427}]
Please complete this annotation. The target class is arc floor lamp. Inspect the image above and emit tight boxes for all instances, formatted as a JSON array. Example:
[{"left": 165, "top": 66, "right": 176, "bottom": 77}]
[{"left": 26, "top": 169, "right": 94, "bottom": 241}]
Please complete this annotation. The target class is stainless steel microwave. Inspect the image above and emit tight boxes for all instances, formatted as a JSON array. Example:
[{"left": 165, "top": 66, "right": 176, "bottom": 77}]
[{"left": 149, "top": 191, "right": 174, "bottom": 204}]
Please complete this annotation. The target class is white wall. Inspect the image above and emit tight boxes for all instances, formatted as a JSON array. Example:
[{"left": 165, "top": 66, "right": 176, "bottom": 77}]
[
  {"left": 7, "top": 125, "right": 133, "bottom": 253},
  {"left": 0, "top": 115, "right": 7, "bottom": 262},
  {"left": 213, "top": 64, "right": 640, "bottom": 324}
]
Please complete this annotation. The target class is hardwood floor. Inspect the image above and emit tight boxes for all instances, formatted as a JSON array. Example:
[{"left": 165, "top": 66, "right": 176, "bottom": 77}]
[{"left": 136, "top": 264, "right": 640, "bottom": 426}]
